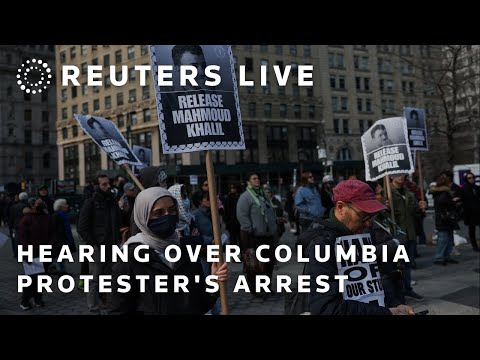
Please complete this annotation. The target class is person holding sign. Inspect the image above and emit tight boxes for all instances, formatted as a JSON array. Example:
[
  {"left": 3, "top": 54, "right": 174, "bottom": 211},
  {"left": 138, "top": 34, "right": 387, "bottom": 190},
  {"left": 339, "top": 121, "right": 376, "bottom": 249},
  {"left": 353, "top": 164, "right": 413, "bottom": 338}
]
[
  {"left": 111, "top": 187, "right": 228, "bottom": 314},
  {"left": 299, "top": 180, "right": 414, "bottom": 315}
]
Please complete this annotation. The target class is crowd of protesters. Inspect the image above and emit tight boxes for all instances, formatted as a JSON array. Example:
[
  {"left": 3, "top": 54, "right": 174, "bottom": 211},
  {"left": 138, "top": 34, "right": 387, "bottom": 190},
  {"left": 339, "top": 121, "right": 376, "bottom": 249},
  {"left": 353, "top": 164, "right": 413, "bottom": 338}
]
[{"left": 1, "top": 165, "right": 478, "bottom": 314}]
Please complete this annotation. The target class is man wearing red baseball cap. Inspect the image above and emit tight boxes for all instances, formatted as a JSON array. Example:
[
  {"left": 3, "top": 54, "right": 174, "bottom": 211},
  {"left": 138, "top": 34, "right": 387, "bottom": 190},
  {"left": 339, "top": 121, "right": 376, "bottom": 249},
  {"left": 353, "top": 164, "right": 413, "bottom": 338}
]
[{"left": 298, "top": 180, "right": 414, "bottom": 315}]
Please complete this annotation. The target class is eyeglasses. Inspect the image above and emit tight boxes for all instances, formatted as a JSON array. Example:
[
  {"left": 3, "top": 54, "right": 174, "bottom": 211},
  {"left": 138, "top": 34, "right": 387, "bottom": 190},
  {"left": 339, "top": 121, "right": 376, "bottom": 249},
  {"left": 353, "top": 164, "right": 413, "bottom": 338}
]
[{"left": 346, "top": 203, "right": 377, "bottom": 223}]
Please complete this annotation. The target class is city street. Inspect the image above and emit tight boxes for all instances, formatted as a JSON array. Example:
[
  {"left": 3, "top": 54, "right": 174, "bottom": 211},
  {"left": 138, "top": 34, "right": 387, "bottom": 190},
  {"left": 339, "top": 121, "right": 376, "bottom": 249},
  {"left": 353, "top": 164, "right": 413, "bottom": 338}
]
[{"left": 1, "top": 212, "right": 478, "bottom": 315}]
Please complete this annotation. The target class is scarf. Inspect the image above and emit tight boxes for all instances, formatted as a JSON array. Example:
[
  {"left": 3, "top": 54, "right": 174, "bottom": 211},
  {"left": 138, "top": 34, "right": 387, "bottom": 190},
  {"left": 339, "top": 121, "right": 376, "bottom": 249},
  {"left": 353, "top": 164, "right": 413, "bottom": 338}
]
[
  {"left": 124, "top": 187, "right": 180, "bottom": 254},
  {"left": 246, "top": 185, "right": 274, "bottom": 224}
]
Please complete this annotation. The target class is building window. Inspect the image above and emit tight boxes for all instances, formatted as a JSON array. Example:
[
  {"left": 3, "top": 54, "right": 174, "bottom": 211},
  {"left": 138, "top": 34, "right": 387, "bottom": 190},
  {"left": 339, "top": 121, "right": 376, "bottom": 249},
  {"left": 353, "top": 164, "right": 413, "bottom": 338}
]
[
  {"left": 275, "top": 45, "right": 283, "bottom": 55},
  {"left": 263, "top": 81, "right": 271, "bottom": 95},
  {"left": 25, "top": 152, "right": 33, "bottom": 169},
  {"left": 82, "top": 102, "right": 88, "bottom": 114},
  {"left": 42, "top": 127, "right": 49, "bottom": 144},
  {"left": 332, "top": 97, "right": 339, "bottom": 112},
  {"left": 60, "top": 51, "right": 66, "bottom": 64},
  {"left": 70, "top": 47, "right": 76, "bottom": 59},
  {"left": 343, "top": 119, "right": 350, "bottom": 134},
  {"left": 118, "top": 115, "right": 125, "bottom": 128},
  {"left": 236, "top": 125, "right": 258, "bottom": 163},
  {"left": 72, "top": 86, "right": 77, "bottom": 98},
  {"left": 341, "top": 97, "right": 348, "bottom": 111},
  {"left": 366, "top": 99, "right": 372, "bottom": 112},
  {"left": 43, "top": 153, "right": 50, "bottom": 169},
  {"left": 104, "top": 54, "right": 110, "bottom": 66},
  {"left": 72, "top": 105, "right": 78, "bottom": 118},
  {"left": 143, "top": 108, "right": 151, "bottom": 122},
  {"left": 334, "top": 119, "right": 340, "bottom": 134},
  {"left": 357, "top": 98, "right": 363, "bottom": 112},
  {"left": 92, "top": 58, "right": 98, "bottom": 65},
  {"left": 248, "top": 102, "right": 256, "bottom": 117},
  {"left": 130, "top": 112, "right": 138, "bottom": 125},
  {"left": 104, "top": 76, "right": 111, "bottom": 88},
  {"left": 260, "top": 45, "right": 268, "bottom": 52},
  {"left": 115, "top": 50, "right": 122, "bottom": 64},
  {"left": 308, "top": 105, "right": 315, "bottom": 119},
  {"left": 337, "top": 147, "right": 352, "bottom": 160},
  {"left": 264, "top": 103, "right": 272, "bottom": 118},
  {"left": 81, "top": 62, "right": 87, "bottom": 75},
  {"left": 266, "top": 126, "right": 288, "bottom": 162},
  {"left": 41, "top": 90, "right": 48, "bottom": 102},
  {"left": 24, "top": 109, "right": 32, "bottom": 122},
  {"left": 93, "top": 99, "right": 100, "bottom": 111},
  {"left": 294, "top": 104, "right": 301, "bottom": 119},
  {"left": 105, "top": 96, "right": 111, "bottom": 109},
  {"left": 142, "top": 85, "right": 150, "bottom": 99},
  {"left": 297, "top": 126, "right": 317, "bottom": 161},
  {"left": 280, "top": 104, "right": 287, "bottom": 118},
  {"left": 64, "top": 145, "right": 79, "bottom": 181},
  {"left": 306, "top": 88, "right": 313, "bottom": 97},
  {"left": 339, "top": 75, "right": 345, "bottom": 89},
  {"left": 24, "top": 92, "right": 31, "bottom": 101},
  {"left": 62, "top": 127, "right": 68, "bottom": 139},
  {"left": 289, "top": 45, "right": 297, "bottom": 56},
  {"left": 330, "top": 75, "right": 336, "bottom": 89},
  {"left": 72, "top": 125, "right": 78, "bottom": 137},
  {"left": 84, "top": 141, "right": 101, "bottom": 182},
  {"left": 304, "top": 45, "right": 311, "bottom": 57},
  {"left": 7, "top": 86, "right": 13, "bottom": 96},
  {"left": 80, "top": 45, "right": 88, "bottom": 55},
  {"left": 128, "top": 67, "right": 136, "bottom": 81},
  {"left": 292, "top": 83, "right": 299, "bottom": 97},
  {"left": 359, "top": 119, "right": 366, "bottom": 134},
  {"left": 117, "top": 92, "right": 124, "bottom": 106},
  {"left": 129, "top": 89, "right": 136, "bottom": 103},
  {"left": 127, "top": 46, "right": 135, "bottom": 59},
  {"left": 24, "top": 129, "right": 32, "bottom": 144},
  {"left": 62, "top": 108, "right": 67, "bottom": 119},
  {"left": 278, "top": 86, "right": 285, "bottom": 96},
  {"left": 245, "top": 57, "right": 253, "bottom": 72},
  {"left": 141, "top": 45, "right": 149, "bottom": 56}
]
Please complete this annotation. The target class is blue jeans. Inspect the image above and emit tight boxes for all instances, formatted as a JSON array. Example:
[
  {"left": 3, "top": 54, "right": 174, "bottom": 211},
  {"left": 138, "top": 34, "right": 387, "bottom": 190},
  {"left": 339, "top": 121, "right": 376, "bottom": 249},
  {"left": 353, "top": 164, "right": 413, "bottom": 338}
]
[{"left": 434, "top": 230, "right": 454, "bottom": 262}]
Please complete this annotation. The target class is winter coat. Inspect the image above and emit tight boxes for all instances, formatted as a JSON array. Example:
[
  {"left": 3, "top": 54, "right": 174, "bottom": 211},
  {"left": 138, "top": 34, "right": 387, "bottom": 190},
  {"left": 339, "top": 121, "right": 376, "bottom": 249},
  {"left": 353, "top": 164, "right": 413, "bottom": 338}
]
[
  {"left": 111, "top": 245, "right": 218, "bottom": 315},
  {"left": 431, "top": 185, "right": 461, "bottom": 231},
  {"left": 297, "top": 215, "right": 392, "bottom": 315},
  {"left": 77, "top": 191, "right": 121, "bottom": 246},
  {"left": 18, "top": 208, "right": 53, "bottom": 258},
  {"left": 236, "top": 189, "right": 277, "bottom": 238},
  {"left": 390, "top": 186, "right": 420, "bottom": 241},
  {"left": 294, "top": 185, "right": 325, "bottom": 221},
  {"left": 462, "top": 182, "right": 480, "bottom": 226}
]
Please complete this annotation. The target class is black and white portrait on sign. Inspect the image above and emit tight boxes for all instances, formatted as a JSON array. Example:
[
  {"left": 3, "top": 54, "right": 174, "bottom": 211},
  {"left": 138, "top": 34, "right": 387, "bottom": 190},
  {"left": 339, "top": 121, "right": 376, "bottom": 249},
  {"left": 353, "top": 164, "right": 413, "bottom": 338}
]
[
  {"left": 132, "top": 145, "right": 152, "bottom": 167},
  {"left": 404, "top": 107, "right": 428, "bottom": 151},
  {"left": 150, "top": 45, "right": 245, "bottom": 154},
  {"left": 361, "top": 117, "right": 414, "bottom": 181},
  {"left": 74, "top": 114, "right": 142, "bottom": 167}
]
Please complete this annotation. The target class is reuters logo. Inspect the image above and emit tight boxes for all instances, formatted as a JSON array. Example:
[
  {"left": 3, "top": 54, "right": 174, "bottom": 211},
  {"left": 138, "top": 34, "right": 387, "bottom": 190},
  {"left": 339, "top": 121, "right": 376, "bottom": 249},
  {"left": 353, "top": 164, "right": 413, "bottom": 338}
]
[{"left": 17, "top": 58, "right": 52, "bottom": 94}]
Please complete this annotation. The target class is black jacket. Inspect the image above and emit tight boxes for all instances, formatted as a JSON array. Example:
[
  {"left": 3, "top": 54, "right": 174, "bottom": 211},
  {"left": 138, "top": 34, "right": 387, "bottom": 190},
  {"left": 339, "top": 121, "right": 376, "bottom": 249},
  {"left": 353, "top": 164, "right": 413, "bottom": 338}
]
[
  {"left": 431, "top": 186, "right": 460, "bottom": 231},
  {"left": 111, "top": 245, "right": 218, "bottom": 314},
  {"left": 298, "top": 217, "right": 392, "bottom": 315},
  {"left": 462, "top": 182, "right": 480, "bottom": 226},
  {"left": 77, "top": 191, "right": 121, "bottom": 246}
]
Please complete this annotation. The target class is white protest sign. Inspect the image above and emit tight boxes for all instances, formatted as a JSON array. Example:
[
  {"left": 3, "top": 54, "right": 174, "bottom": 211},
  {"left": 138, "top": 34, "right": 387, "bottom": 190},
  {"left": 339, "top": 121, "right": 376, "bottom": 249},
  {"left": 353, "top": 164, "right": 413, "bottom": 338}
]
[
  {"left": 404, "top": 107, "right": 428, "bottom": 151},
  {"left": 335, "top": 234, "right": 385, "bottom": 307},
  {"left": 189, "top": 175, "right": 198, "bottom": 185},
  {"left": 74, "top": 114, "right": 142, "bottom": 166},
  {"left": 361, "top": 117, "right": 414, "bottom": 181}
]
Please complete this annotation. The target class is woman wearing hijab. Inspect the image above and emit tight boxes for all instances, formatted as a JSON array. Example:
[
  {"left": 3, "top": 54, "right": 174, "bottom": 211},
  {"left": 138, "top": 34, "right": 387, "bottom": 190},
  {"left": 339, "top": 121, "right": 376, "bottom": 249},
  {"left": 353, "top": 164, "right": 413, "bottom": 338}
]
[{"left": 111, "top": 187, "right": 228, "bottom": 314}]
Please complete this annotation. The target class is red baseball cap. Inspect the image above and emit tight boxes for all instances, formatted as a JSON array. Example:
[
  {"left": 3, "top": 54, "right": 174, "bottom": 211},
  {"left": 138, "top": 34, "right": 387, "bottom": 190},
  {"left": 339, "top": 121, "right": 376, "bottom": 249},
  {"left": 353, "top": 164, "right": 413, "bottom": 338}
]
[{"left": 333, "top": 180, "right": 387, "bottom": 214}]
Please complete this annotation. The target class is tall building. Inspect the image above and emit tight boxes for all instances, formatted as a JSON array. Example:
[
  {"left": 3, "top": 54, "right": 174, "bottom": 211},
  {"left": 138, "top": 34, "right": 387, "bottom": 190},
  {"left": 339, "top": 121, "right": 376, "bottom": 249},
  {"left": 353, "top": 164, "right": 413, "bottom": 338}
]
[
  {"left": 447, "top": 45, "right": 480, "bottom": 164},
  {"left": 0, "top": 45, "right": 57, "bottom": 193},
  {"left": 55, "top": 45, "right": 446, "bottom": 193}
]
